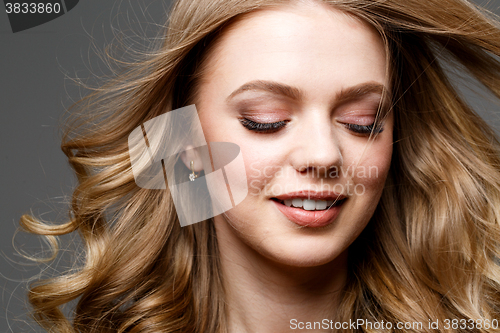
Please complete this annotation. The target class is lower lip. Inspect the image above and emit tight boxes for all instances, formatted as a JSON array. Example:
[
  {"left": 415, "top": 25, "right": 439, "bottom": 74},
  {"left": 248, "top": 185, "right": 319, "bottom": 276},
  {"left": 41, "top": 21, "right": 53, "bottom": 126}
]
[{"left": 272, "top": 199, "right": 345, "bottom": 228}]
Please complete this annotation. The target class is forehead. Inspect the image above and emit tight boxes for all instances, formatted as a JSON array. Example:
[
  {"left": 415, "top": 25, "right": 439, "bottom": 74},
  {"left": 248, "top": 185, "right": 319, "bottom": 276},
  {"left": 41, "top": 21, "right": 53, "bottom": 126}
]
[{"left": 198, "top": 1, "right": 388, "bottom": 100}]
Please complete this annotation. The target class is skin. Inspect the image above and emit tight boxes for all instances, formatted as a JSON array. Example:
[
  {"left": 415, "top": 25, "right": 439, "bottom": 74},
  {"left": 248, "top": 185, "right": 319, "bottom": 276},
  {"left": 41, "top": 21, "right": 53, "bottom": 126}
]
[{"left": 187, "top": 1, "right": 393, "bottom": 331}]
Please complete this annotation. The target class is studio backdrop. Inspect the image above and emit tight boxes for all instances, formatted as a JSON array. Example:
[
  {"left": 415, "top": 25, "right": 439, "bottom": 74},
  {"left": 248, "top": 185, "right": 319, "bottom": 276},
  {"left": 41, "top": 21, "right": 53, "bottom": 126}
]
[{"left": 1, "top": 0, "right": 500, "bottom": 332}]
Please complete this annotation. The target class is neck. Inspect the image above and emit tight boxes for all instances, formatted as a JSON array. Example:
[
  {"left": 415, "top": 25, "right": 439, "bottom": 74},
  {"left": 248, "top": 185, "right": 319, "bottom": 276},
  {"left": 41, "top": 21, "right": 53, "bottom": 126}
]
[{"left": 215, "top": 218, "right": 348, "bottom": 333}]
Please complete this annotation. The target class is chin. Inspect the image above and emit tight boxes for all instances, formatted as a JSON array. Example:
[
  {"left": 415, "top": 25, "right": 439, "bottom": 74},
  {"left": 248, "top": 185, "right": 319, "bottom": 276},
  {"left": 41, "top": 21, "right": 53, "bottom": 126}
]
[
  {"left": 219, "top": 218, "right": 350, "bottom": 269},
  {"left": 262, "top": 233, "right": 351, "bottom": 268}
]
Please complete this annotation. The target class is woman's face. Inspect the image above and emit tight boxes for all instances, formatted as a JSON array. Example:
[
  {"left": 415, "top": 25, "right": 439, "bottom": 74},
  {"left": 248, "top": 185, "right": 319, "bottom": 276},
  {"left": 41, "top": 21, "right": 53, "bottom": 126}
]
[{"left": 196, "top": 1, "right": 393, "bottom": 268}]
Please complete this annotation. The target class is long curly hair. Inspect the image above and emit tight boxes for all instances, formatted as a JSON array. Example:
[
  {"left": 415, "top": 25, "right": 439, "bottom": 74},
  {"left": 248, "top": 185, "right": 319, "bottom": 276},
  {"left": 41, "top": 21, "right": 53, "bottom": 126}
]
[{"left": 20, "top": 0, "right": 500, "bottom": 332}]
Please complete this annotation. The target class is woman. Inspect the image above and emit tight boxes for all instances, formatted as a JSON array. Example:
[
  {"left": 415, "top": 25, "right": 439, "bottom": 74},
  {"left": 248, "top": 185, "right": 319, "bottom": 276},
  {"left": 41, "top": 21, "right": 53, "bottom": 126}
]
[{"left": 21, "top": 0, "right": 500, "bottom": 332}]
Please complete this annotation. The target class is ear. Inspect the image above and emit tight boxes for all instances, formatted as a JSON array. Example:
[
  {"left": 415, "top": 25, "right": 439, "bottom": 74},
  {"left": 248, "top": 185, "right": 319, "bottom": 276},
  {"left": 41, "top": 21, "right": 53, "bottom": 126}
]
[{"left": 180, "top": 145, "right": 204, "bottom": 172}]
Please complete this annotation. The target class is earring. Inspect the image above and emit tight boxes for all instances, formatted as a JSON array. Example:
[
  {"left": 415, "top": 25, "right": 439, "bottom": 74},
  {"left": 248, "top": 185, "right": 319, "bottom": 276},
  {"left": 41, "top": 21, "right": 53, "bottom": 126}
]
[{"left": 189, "top": 160, "right": 198, "bottom": 181}]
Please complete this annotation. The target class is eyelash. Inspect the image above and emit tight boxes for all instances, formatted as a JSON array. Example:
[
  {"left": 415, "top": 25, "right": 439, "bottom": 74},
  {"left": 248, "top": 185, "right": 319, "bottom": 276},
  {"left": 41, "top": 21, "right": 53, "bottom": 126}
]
[
  {"left": 345, "top": 123, "right": 384, "bottom": 134},
  {"left": 239, "top": 118, "right": 384, "bottom": 135},
  {"left": 239, "top": 118, "right": 288, "bottom": 133}
]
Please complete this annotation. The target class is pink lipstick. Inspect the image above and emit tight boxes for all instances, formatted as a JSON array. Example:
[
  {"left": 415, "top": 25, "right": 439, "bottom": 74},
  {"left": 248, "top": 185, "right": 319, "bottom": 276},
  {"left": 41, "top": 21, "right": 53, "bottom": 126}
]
[{"left": 271, "top": 191, "right": 346, "bottom": 228}]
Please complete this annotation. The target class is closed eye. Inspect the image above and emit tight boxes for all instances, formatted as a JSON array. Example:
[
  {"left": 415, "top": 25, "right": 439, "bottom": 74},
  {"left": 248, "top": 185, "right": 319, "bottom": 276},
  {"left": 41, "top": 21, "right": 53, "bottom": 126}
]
[
  {"left": 239, "top": 118, "right": 289, "bottom": 133},
  {"left": 345, "top": 123, "right": 384, "bottom": 135}
]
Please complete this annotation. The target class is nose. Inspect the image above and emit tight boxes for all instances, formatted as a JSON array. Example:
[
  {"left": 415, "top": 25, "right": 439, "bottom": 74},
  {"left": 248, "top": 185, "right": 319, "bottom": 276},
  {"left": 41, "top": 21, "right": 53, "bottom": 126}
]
[{"left": 289, "top": 112, "right": 342, "bottom": 178}]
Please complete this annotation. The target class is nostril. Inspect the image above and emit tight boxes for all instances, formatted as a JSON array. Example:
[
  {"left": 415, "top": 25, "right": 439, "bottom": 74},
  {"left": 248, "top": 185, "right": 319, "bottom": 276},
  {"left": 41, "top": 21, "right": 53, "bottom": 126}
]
[
  {"left": 295, "top": 164, "right": 339, "bottom": 178},
  {"left": 298, "top": 166, "right": 309, "bottom": 173},
  {"left": 297, "top": 164, "right": 316, "bottom": 173}
]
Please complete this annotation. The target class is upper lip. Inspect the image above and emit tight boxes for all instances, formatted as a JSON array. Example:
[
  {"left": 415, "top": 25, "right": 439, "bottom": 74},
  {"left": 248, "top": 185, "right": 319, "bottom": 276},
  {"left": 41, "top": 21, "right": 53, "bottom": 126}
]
[{"left": 273, "top": 191, "right": 346, "bottom": 201}]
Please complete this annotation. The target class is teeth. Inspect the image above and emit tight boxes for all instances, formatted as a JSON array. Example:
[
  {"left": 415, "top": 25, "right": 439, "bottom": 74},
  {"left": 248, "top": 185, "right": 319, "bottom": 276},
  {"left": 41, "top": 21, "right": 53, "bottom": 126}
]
[
  {"left": 283, "top": 198, "right": 340, "bottom": 211},
  {"left": 303, "top": 199, "right": 316, "bottom": 211},
  {"left": 315, "top": 200, "right": 327, "bottom": 210}
]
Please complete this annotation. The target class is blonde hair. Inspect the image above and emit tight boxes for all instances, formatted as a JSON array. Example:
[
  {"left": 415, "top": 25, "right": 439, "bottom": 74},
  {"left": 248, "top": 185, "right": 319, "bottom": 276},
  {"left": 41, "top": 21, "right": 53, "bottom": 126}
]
[{"left": 20, "top": 0, "right": 500, "bottom": 331}]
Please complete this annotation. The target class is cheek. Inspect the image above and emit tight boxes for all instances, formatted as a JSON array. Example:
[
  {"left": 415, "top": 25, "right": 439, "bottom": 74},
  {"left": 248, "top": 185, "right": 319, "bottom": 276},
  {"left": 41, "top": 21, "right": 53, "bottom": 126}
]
[
  {"left": 242, "top": 148, "right": 280, "bottom": 197},
  {"left": 197, "top": 111, "right": 227, "bottom": 143},
  {"left": 351, "top": 137, "right": 393, "bottom": 196}
]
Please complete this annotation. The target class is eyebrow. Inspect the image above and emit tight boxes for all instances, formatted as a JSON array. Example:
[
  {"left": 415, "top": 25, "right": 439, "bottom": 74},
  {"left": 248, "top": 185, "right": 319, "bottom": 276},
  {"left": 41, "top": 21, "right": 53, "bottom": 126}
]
[
  {"left": 335, "top": 82, "right": 391, "bottom": 109},
  {"left": 226, "top": 80, "right": 303, "bottom": 102},
  {"left": 226, "top": 80, "right": 391, "bottom": 110}
]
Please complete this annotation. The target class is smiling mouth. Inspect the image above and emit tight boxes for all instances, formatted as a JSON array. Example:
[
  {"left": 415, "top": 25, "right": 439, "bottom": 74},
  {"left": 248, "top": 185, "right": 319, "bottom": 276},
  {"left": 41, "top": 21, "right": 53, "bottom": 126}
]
[{"left": 271, "top": 198, "right": 346, "bottom": 211}]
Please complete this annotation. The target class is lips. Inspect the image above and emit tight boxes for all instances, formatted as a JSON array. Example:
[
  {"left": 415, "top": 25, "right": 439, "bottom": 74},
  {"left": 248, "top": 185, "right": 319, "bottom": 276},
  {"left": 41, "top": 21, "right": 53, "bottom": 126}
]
[
  {"left": 271, "top": 191, "right": 347, "bottom": 228},
  {"left": 272, "top": 197, "right": 345, "bottom": 210}
]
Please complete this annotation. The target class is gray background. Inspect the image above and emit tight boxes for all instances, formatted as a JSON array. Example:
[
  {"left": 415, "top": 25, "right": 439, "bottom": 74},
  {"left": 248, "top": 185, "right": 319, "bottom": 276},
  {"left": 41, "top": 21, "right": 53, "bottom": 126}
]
[
  {"left": 0, "top": 1, "right": 173, "bottom": 331},
  {"left": 1, "top": 0, "right": 500, "bottom": 332}
]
